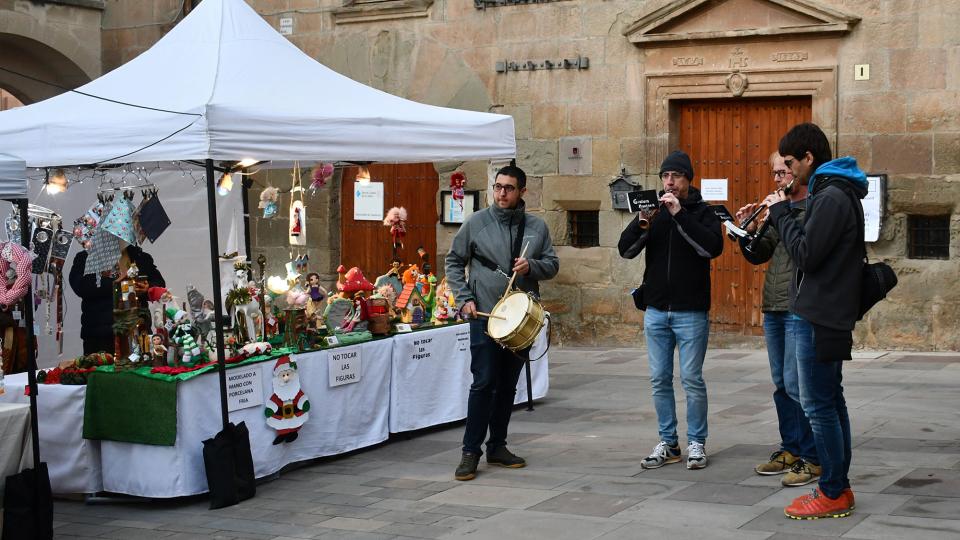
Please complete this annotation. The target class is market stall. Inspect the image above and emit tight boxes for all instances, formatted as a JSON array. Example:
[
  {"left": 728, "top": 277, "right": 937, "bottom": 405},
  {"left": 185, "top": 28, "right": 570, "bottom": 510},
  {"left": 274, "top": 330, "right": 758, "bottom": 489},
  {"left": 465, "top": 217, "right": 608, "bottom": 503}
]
[{"left": 0, "top": 0, "right": 530, "bottom": 503}]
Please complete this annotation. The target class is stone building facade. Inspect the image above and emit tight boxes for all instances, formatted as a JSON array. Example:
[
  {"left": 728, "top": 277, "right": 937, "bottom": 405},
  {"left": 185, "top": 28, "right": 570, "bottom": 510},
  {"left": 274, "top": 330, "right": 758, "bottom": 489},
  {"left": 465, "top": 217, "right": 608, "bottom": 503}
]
[{"left": 4, "top": 0, "right": 959, "bottom": 350}]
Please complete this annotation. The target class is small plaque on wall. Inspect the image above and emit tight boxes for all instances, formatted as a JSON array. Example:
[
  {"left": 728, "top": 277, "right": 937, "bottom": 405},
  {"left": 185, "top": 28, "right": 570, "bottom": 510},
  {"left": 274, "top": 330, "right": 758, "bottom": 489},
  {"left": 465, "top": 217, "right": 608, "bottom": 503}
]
[{"left": 440, "top": 190, "right": 480, "bottom": 225}]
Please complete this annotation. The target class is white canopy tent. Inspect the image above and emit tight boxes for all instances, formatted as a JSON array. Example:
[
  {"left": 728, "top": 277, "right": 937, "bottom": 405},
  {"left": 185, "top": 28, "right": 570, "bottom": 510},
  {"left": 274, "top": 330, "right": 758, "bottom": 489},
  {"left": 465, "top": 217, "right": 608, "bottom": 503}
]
[
  {"left": 0, "top": 156, "right": 28, "bottom": 199},
  {"left": 0, "top": 0, "right": 515, "bottom": 166},
  {"left": 0, "top": 0, "right": 515, "bottom": 444}
]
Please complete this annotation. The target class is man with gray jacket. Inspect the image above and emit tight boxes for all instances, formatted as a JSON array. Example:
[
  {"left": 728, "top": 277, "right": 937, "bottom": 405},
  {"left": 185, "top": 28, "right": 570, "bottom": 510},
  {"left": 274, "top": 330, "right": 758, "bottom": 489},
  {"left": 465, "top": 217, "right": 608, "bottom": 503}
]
[
  {"left": 445, "top": 165, "right": 559, "bottom": 481},
  {"left": 736, "top": 153, "right": 819, "bottom": 487}
]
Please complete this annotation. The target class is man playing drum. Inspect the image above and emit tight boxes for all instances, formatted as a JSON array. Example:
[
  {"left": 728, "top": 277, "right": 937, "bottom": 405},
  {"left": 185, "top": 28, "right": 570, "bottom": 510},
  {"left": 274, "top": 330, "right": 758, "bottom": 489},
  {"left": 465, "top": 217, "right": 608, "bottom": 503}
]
[{"left": 445, "top": 164, "right": 559, "bottom": 481}]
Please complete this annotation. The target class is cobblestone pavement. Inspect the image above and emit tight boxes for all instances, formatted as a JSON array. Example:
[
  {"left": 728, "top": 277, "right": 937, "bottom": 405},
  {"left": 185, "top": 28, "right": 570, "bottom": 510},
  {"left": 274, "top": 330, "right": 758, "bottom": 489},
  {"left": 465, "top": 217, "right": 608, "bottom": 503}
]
[{"left": 51, "top": 347, "right": 960, "bottom": 539}]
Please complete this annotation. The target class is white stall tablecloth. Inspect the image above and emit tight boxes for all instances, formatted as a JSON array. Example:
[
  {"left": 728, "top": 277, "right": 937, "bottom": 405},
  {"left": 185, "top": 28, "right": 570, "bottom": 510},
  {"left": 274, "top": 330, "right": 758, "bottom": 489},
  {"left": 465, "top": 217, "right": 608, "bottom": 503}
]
[
  {"left": 100, "top": 338, "right": 393, "bottom": 498},
  {"left": 389, "top": 323, "right": 549, "bottom": 433},
  {"left": 0, "top": 403, "right": 33, "bottom": 492},
  {"left": 0, "top": 373, "right": 102, "bottom": 494}
]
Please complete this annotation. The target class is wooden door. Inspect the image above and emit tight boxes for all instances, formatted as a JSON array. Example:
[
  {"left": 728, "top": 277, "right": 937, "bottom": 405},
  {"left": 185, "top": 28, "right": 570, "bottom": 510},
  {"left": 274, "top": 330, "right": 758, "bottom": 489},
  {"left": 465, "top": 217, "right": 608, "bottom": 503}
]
[
  {"left": 340, "top": 163, "right": 438, "bottom": 276},
  {"left": 678, "top": 98, "right": 811, "bottom": 334}
]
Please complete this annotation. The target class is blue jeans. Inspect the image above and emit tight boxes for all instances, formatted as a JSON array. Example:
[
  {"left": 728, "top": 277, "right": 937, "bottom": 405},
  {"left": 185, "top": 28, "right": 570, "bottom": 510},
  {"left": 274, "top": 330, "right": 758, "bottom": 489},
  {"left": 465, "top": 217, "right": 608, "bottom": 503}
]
[
  {"left": 764, "top": 312, "right": 818, "bottom": 464},
  {"left": 462, "top": 320, "right": 526, "bottom": 455},
  {"left": 644, "top": 307, "right": 709, "bottom": 445},
  {"left": 795, "top": 317, "right": 852, "bottom": 499}
]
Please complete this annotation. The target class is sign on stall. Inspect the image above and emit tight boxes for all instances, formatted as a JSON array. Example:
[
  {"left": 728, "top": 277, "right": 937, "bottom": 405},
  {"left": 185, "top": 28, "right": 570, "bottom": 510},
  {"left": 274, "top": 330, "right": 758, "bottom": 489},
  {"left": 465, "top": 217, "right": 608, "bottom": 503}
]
[
  {"left": 329, "top": 346, "right": 362, "bottom": 387},
  {"left": 354, "top": 182, "right": 384, "bottom": 221},
  {"left": 227, "top": 366, "right": 264, "bottom": 412}
]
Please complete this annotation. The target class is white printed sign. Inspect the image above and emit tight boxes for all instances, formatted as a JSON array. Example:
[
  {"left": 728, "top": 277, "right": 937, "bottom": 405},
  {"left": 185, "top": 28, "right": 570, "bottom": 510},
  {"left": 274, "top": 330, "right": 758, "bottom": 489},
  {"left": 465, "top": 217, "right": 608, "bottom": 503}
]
[
  {"left": 354, "top": 182, "right": 384, "bottom": 221},
  {"left": 279, "top": 17, "right": 293, "bottom": 35},
  {"left": 700, "top": 178, "right": 728, "bottom": 201},
  {"left": 329, "top": 346, "right": 362, "bottom": 387},
  {"left": 227, "top": 367, "right": 264, "bottom": 412},
  {"left": 864, "top": 175, "right": 883, "bottom": 242}
]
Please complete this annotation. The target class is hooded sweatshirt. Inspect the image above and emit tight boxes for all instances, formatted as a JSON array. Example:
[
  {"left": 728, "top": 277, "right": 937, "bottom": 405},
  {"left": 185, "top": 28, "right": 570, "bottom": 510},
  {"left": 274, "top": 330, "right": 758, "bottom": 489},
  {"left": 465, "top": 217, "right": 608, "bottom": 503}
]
[
  {"left": 768, "top": 156, "right": 868, "bottom": 331},
  {"left": 445, "top": 200, "right": 559, "bottom": 313},
  {"left": 618, "top": 186, "right": 724, "bottom": 312}
]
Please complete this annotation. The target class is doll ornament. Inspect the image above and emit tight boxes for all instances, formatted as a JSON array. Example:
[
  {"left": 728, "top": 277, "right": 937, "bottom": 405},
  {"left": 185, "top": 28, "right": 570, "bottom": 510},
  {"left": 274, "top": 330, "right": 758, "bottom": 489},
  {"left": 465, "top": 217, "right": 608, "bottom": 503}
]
[
  {"left": 450, "top": 171, "right": 466, "bottom": 211},
  {"left": 383, "top": 207, "right": 407, "bottom": 251}
]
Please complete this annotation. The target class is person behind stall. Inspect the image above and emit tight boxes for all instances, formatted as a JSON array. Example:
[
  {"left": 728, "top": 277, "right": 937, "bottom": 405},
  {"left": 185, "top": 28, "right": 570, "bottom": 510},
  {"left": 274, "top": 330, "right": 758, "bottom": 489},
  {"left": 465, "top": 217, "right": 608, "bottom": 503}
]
[{"left": 69, "top": 245, "right": 166, "bottom": 355}]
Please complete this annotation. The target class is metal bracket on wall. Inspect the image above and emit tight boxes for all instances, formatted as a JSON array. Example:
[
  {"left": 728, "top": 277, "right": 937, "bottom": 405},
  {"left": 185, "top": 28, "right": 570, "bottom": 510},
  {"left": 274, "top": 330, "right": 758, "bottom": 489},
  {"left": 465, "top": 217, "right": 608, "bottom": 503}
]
[
  {"left": 475, "top": 0, "right": 569, "bottom": 8},
  {"left": 495, "top": 56, "right": 589, "bottom": 73}
]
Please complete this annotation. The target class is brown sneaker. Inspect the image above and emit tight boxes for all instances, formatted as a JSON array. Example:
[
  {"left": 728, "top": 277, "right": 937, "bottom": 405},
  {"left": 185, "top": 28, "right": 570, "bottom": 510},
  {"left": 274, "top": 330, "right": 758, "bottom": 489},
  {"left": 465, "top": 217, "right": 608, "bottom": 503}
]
[
  {"left": 755, "top": 450, "right": 799, "bottom": 476},
  {"left": 455, "top": 452, "right": 480, "bottom": 481},
  {"left": 486, "top": 446, "right": 526, "bottom": 468},
  {"left": 782, "top": 460, "right": 822, "bottom": 487}
]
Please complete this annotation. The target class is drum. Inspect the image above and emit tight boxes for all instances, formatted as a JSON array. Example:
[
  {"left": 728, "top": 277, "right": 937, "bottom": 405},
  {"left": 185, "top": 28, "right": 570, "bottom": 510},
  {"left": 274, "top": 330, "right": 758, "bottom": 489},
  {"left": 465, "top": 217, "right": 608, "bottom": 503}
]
[{"left": 486, "top": 291, "right": 546, "bottom": 352}]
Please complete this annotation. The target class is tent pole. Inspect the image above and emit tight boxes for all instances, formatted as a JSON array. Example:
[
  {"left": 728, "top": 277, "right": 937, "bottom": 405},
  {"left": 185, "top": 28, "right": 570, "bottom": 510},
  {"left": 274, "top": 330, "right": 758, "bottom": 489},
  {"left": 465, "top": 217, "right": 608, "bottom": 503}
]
[
  {"left": 14, "top": 199, "right": 40, "bottom": 471},
  {"left": 17, "top": 198, "right": 42, "bottom": 470},
  {"left": 205, "top": 159, "right": 230, "bottom": 432}
]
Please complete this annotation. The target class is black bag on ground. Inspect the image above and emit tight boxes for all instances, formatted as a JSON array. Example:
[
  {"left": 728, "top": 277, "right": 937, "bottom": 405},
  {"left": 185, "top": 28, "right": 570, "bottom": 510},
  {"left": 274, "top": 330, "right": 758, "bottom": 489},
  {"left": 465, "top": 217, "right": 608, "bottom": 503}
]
[
  {"left": 202, "top": 421, "right": 256, "bottom": 509},
  {"left": 2, "top": 463, "right": 54, "bottom": 540}
]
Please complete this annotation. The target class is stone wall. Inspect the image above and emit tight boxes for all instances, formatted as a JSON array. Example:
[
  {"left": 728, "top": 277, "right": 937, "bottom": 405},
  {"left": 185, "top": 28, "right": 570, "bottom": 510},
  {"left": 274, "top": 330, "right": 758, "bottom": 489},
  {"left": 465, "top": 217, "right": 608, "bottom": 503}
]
[{"left": 94, "top": 0, "right": 960, "bottom": 350}]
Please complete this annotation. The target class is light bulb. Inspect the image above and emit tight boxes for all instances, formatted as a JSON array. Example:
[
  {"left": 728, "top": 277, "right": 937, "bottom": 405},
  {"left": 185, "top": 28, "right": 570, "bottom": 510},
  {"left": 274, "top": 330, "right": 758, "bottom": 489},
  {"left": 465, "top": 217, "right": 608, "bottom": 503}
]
[
  {"left": 217, "top": 172, "right": 234, "bottom": 196},
  {"left": 45, "top": 168, "right": 67, "bottom": 195},
  {"left": 238, "top": 158, "right": 258, "bottom": 168},
  {"left": 356, "top": 167, "right": 371, "bottom": 185}
]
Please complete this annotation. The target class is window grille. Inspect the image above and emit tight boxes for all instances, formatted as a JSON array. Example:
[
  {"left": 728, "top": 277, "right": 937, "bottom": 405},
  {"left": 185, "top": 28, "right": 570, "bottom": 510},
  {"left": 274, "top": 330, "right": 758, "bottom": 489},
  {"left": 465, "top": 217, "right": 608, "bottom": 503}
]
[{"left": 907, "top": 215, "right": 950, "bottom": 260}]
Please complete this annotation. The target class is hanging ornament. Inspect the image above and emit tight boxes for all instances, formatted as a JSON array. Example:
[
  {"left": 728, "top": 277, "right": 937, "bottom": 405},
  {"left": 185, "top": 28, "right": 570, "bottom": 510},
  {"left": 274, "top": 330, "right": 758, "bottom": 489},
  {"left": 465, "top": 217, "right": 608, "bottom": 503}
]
[
  {"left": 309, "top": 163, "right": 334, "bottom": 194},
  {"left": 383, "top": 207, "right": 407, "bottom": 252},
  {"left": 289, "top": 165, "right": 306, "bottom": 246},
  {"left": 265, "top": 356, "right": 310, "bottom": 445},
  {"left": 0, "top": 242, "right": 35, "bottom": 307},
  {"left": 450, "top": 171, "right": 466, "bottom": 211},
  {"left": 259, "top": 186, "right": 279, "bottom": 219}
]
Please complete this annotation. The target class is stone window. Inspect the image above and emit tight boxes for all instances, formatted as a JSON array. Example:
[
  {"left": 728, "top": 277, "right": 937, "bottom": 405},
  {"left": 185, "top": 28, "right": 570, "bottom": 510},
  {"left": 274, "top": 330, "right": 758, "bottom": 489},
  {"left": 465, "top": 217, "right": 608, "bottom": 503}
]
[
  {"left": 907, "top": 215, "right": 950, "bottom": 260},
  {"left": 568, "top": 211, "right": 599, "bottom": 248}
]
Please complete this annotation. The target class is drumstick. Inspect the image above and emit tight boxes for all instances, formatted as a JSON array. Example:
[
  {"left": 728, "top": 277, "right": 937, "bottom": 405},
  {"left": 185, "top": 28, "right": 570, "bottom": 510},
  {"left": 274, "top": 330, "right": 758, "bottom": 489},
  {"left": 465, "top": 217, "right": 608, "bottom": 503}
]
[
  {"left": 503, "top": 242, "right": 529, "bottom": 299},
  {"left": 475, "top": 311, "right": 507, "bottom": 320}
]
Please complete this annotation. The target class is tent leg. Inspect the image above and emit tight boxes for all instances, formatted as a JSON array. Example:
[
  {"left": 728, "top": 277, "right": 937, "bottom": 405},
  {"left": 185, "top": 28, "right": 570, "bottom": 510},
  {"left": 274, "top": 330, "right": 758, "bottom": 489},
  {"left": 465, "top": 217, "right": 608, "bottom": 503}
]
[
  {"left": 205, "top": 159, "right": 230, "bottom": 432},
  {"left": 18, "top": 198, "right": 41, "bottom": 469},
  {"left": 524, "top": 359, "right": 534, "bottom": 411}
]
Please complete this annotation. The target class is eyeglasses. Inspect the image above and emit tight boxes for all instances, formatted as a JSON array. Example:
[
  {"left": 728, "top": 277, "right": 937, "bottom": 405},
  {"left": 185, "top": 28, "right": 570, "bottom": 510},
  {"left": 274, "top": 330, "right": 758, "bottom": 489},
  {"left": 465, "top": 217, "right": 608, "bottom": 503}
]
[
  {"left": 772, "top": 170, "right": 792, "bottom": 178},
  {"left": 659, "top": 171, "right": 686, "bottom": 180},
  {"left": 492, "top": 183, "right": 517, "bottom": 193}
]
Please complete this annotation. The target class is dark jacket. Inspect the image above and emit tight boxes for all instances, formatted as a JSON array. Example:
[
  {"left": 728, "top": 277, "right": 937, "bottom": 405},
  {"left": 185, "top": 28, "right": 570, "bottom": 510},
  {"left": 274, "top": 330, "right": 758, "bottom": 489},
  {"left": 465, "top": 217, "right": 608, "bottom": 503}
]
[
  {"left": 739, "top": 199, "right": 806, "bottom": 312},
  {"left": 618, "top": 186, "right": 723, "bottom": 311},
  {"left": 68, "top": 246, "right": 165, "bottom": 340},
  {"left": 768, "top": 157, "right": 867, "bottom": 331}
]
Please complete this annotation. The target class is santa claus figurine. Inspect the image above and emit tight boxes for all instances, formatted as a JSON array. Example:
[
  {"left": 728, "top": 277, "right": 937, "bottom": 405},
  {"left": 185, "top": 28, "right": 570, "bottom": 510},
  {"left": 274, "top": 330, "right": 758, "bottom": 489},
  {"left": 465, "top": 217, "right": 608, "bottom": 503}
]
[{"left": 264, "top": 356, "right": 310, "bottom": 445}]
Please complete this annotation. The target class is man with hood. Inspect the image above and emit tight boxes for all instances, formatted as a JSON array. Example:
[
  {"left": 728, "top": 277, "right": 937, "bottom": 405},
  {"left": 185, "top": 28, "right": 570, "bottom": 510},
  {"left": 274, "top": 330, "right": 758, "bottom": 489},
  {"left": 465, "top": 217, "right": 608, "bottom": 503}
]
[
  {"left": 445, "top": 164, "right": 559, "bottom": 481},
  {"left": 618, "top": 150, "right": 723, "bottom": 471},
  {"left": 763, "top": 122, "right": 866, "bottom": 520}
]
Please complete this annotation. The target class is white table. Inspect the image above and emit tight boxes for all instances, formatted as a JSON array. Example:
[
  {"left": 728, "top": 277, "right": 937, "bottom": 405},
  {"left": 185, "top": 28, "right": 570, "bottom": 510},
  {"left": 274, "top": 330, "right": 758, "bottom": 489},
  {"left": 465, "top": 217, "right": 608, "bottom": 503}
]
[
  {"left": 0, "top": 374, "right": 102, "bottom": 494},
  {"left": 389, "top": 323, "right": 550, "bottom": 433},
  {"left": 0, "top": 402, "right": 33, "bottom": 499},
  {"left": 99, "top": 338, "right": 393, "bottom": 497}
]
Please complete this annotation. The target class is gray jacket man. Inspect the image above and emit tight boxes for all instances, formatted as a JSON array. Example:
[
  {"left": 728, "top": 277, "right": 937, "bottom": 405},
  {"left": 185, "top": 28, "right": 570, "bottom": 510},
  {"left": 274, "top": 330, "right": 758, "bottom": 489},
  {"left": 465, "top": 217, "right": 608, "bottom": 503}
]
[{"left": 444, "top": 165, "right": 558, "bottom": 482}]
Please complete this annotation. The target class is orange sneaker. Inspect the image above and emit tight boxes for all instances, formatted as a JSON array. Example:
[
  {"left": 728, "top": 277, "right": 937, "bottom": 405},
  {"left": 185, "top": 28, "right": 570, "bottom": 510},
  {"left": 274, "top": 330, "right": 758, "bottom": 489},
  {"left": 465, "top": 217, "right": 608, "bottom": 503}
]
[
  {"left": 784, "top": 487, "right": 853, "bottom": 520},
  {"left": 840, "top": 487, "right": 856, "bottom": 510}
]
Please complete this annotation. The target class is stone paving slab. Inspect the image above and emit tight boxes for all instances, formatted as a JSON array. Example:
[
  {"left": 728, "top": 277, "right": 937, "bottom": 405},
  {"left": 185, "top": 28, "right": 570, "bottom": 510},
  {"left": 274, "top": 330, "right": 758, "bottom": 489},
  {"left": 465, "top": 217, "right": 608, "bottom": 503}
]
[
  {"left": 740, "top": 507, "right": 867, "bottom": 537},
  {"left": 50, "top": 346, "right": 960, "bottom": 540}
]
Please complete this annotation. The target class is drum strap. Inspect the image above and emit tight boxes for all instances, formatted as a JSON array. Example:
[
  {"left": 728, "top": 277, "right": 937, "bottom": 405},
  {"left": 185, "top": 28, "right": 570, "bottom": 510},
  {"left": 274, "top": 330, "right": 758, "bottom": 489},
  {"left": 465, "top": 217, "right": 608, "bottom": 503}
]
[{"left": 468, "top": 213, "right": 527, "bottom": 282}]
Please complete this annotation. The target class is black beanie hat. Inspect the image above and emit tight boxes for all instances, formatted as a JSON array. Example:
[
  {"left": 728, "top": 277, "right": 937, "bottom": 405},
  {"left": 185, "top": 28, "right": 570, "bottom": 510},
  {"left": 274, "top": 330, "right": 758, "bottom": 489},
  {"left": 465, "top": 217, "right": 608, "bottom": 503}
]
[{"left": 659, "top": 150, "right": 694, "bottom": 181}]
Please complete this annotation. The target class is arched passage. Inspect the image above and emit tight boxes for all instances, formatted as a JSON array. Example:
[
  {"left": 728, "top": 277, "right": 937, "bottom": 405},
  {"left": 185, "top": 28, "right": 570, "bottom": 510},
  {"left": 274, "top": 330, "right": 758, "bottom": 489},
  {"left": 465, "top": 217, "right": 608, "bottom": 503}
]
[{"left": 0, "top": 33, "right": 93, "bottom": 104}]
